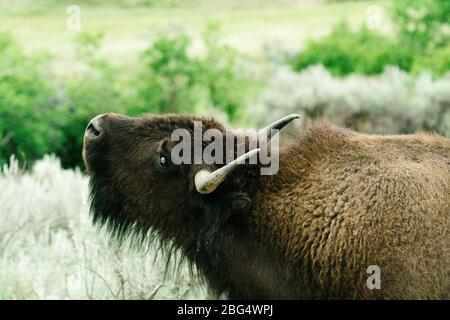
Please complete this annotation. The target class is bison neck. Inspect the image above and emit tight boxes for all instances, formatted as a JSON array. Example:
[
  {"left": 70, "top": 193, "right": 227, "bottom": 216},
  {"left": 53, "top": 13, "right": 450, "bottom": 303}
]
[{"left": 179, "top": 212, "right": 307, "bottom": 299}]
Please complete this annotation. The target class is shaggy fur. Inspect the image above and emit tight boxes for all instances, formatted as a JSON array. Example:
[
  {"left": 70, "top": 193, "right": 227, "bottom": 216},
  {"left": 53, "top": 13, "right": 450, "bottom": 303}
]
[{"left": 83, "top": 113, "right": 450, "bottom": 299}]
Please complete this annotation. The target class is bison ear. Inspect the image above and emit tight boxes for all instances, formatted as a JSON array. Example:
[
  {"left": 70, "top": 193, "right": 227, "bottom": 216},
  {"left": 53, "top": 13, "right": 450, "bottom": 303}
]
[{"left": 157, "top": 138, "right": 170, "bottom": 153}]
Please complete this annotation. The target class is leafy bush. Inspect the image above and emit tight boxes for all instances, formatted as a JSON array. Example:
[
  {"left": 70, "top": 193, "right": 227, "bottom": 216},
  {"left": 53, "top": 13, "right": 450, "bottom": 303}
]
[
  {"left": 134, "top": 27, "right": 249, "bottom": 121},
  {"left": 0, "top": 32, "right": 64, "bottom": 167},
  {"left": 250, "top": 65, "right": 450, "bottom": 137},
  {"left": 291, "top": 24, "right": 415, "bottom": 76},
  {"left": 134, "top": 32, "right": 200, "bottom": 114},
  {"left": 412, "top": 43, "right": 450, "bottom": 76},
  {"left": 393, "top": 0, "right": 450, "bottom": 51}
]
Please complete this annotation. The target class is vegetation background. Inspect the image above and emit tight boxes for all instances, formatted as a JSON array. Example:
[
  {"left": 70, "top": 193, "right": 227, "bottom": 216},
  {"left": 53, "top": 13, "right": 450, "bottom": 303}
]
[{"left": 0, "top": 0, "right": 449, "bottom": 299}]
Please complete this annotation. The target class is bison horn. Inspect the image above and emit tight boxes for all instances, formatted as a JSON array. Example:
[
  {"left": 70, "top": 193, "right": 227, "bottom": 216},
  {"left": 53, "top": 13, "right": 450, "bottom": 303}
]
[
  {"left": 194, "top": 114, "right": 299, "bottom": 194},
  {"left": 258, "top": 114, "right": 300, "bottom": 142},
  {"left": 194, "top": 148, "right": 260, "bottom": 194}
]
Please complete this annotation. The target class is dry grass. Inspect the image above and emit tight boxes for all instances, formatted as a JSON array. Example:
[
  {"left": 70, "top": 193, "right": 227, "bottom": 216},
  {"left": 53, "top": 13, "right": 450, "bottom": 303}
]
[{"left": 0, "top": 155, "right": 208, "bottom": 299}]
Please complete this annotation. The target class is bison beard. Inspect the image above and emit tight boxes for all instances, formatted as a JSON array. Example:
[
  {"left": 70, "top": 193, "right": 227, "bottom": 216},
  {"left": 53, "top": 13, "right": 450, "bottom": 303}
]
[
  {"left": 84, "top": 113, "right": 450, "bottom": 300},
  {"left": 89, "top": 171, "right": 274, "bottom": 299}
]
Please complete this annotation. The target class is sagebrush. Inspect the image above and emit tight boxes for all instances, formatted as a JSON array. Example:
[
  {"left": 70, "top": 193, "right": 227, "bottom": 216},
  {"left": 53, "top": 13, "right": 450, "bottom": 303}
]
[
  {"left": 0, "top": 156, "right": 208, "bottom": 299},
  {"left": 250, "top": 65, "right": 450, "bottom": 136}
]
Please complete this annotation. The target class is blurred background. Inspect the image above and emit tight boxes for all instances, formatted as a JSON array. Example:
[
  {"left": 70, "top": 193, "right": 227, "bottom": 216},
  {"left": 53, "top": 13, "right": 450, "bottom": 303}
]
[{"left": 0, "top": 0, "right": 449, "bottom": 299}]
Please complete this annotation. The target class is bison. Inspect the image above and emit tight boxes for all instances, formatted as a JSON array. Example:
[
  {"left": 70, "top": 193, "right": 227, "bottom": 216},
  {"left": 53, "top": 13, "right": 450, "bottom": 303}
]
[{"left": 82, "top": 113, "right": 450, "bottom": 299}]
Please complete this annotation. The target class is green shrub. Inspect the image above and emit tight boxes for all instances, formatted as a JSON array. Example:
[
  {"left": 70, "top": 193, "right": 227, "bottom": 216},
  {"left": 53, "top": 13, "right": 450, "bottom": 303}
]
[
  {"left": 134, "top": 32, "right": 200, "bottom": 115},
  {"left": 393, "top": 0, "right": 450, "bottom": 51},
  {"left": 0, "top": 32, "right": 64, "bottom": 167},
  {"left": 134, "top": 27, "right": 248, "bottom": 121},
  {"left": 412, "top": 44, "right": 450, "bottom": 76},
  {"left": 291, "top": 24, "right": 415, "bottom": 76},
  {"left": 291, "top": 1, "right": 450, "bottom": 77},
  {"left": 200, "top": 27, "right": 249, "bottom": 121}
]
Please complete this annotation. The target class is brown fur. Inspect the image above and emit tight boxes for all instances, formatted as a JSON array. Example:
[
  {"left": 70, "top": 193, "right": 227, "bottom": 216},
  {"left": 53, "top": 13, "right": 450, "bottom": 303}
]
[
  {"left": 249, "top": 120, "right": 450, "bottom": 299},
  {"left": 83, "top": 114, "right": 450, "bottom": 299}
]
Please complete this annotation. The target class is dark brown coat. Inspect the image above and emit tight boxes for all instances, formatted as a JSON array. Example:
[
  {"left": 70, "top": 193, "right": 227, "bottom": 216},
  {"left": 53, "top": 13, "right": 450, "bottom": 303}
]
[{"left": 83, "top": 114, "right": 450, "bottom": 299}]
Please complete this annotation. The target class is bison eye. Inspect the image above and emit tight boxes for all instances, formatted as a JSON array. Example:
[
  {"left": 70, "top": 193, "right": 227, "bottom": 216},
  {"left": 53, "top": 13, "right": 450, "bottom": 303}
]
[
  {"left": 158, "top": 155, "right": 168, "bottom": 168},
  {"left": 155, "top": 139, "right": 173, "bottom": 172}
]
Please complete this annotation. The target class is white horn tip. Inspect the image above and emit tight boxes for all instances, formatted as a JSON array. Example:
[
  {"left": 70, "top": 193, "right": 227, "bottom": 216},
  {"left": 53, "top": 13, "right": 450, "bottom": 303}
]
[{"left": 194, "top": 170, "right": 214, "bottom": 194}]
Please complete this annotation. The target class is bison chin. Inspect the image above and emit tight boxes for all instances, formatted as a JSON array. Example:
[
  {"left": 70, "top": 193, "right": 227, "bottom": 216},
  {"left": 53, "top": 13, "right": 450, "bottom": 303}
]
[{"left": 88, "top": 174, "right": 147, "bottom": 245}]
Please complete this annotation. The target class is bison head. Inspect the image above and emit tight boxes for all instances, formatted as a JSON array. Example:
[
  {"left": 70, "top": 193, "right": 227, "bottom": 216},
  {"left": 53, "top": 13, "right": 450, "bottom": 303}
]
[{"left": 82, "top": 113, "right": 298, "bottom": 268}]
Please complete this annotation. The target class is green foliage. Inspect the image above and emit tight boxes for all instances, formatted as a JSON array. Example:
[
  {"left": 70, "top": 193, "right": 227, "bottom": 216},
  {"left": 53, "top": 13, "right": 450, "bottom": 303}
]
[
  {"left": 73, "top": 31, "right": 105, "bottom": 65},
  {"left": 393, "top": 0, "right": 450, "bottom": 51},
  {"left": 201, "top": 28, "right": 248, "bottom": 120},
  {"left": 291, "top": 24, "right": 414, "bottom": 76},
  {"left": 135, "top": 27, "right": 248, "bottom": 120},
  {"left": 0, "top": 32, "right": 63, "bottom": 167},
  {"left": 412, "top": 43, "right": 450, "bottom": 76},
  {"left": 135, "top": 32, "right": 200, "bottom": 114},
  {"left": 290, "top": 0, "right": 450, "bottom": 77}
]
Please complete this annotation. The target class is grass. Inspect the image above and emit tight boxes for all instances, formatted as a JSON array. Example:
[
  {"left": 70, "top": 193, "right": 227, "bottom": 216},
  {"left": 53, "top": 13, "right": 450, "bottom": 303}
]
[{"left": 0, "top": 0, "right": 392, "bottom": 62}]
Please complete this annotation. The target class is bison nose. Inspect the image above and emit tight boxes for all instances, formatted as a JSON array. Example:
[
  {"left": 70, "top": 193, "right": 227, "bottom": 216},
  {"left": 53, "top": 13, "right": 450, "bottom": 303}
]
[{"left": 85, "top": 115, "right": 103, "bottom": 139}]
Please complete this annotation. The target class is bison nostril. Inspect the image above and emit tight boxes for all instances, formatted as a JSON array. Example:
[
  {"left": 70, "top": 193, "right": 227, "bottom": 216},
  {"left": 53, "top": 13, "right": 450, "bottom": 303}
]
[
  {"left": 87, "top": 123, "right": 100, "bottom": 136},
  {"left": 85, "top": 117, "right": 102, "bottom": 138}
]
